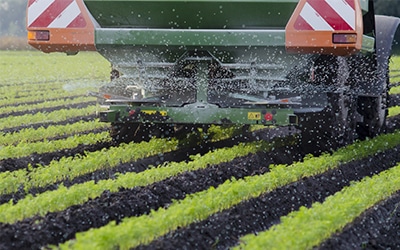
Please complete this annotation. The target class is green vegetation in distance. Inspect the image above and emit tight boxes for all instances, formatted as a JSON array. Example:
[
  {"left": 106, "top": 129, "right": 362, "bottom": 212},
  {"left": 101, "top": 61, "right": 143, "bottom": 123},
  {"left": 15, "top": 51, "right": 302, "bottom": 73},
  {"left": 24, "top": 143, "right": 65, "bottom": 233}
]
[
  {"left": 390, "top": 55, "right": 400, "bottom": 86},
  {"left": 0, "top": 51, "right": 110, "bottom": 85}
]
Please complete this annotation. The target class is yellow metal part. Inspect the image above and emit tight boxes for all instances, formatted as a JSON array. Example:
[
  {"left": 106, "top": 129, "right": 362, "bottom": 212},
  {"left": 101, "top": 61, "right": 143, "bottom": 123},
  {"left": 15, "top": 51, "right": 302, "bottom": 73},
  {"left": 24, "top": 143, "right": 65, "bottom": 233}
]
[
  {"left": 248, "top": 112, "right": 261, "bottom": 120},
  {"left": 142, "top": 110, "right": 168, "bottom": 116}
]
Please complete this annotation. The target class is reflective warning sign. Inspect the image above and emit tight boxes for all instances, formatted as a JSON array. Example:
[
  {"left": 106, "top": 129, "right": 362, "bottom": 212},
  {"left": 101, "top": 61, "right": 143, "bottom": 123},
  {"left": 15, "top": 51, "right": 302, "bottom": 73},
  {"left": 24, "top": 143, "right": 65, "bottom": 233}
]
[{"left": 248, "top": 112, "right": 261, "bottom": 120}]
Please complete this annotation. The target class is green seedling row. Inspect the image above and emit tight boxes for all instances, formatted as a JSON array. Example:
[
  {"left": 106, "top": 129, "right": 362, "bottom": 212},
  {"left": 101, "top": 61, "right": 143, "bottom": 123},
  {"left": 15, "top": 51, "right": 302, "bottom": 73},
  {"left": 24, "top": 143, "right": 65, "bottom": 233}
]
[
  {"left": 59, "top": 130, "right": 400, "bottom": 249},
  {"left": 0, "top": 88, "right": 95, "bottom": 107},
  {"left": 389, "top": 106, "right": 400, "bottom": 117},
  {"left": 0, "top": 131, "right": 110, "bottom": 161},
  {"left": 236, "top": 162, "right": 400, "bottom": 250},
  {"left": 0, "top": 120, "right": 108, "bottom": 146},
  {"left": 0, "top": 138, "right": 179, "bottom": 197},
  {"left": 0, "top": 96, "right": 94, "bottom": 116},
  {"left": 0, "top": 106, "right": 97, "bottom": 130},
  {"left": 0, "top": 140, "right": 275, "bottom": 224},
  {"left": 0, "top": 77, "right": 105, "bottom": 95}
]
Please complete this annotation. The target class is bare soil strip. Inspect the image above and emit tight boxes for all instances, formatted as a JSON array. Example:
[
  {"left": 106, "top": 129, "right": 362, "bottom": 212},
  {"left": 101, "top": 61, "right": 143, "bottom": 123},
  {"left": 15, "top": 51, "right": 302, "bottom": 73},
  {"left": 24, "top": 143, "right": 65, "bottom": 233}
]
[
  {"left": 1, "top": 141, "right": 399, "bottom": 249},
  {"left": 0, "top": 136, "right": 111, "bottom": 172},
  {"left": 0, "top": 142, "right": 299, "bottom": 249},
  {"left": 0, "top": 127, "right": 293, "bottom": 205},
  {"left": 0, "top": 95, "right": 87, "bottom": 109},
  {"left": 318, "top": 191, "right": 400, "bottom": 249},
  {"left": 389, "top": 94, "right": 400, "bottom": 107},
  {"left": 0, "top": 101, "right": 95, "bottom": 119},
  {"left": 137, "top": 146, "right": 400, "bottom": 250},
  {"left": 0, "top": 115, "right": 95, "bottom": 134}
]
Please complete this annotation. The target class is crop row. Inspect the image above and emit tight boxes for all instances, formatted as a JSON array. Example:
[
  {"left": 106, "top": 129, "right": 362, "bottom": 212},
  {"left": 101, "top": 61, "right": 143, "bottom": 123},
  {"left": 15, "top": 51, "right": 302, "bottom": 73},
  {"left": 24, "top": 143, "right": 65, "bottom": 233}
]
[
  {"left": 0, "top": 138, "right": 179, "bottom": 197},
  {"left": 0, "top": 120, "right": 108, "bottom": 146},
  {"left": 0, "top": 131, "right": 110, "bottom": 161},
  {"left": 0, "top": 106, "right": 96, "bottom": 131},
  {"left": 0, "top": 78, "right": 104, "bottom": 96},
  {"left": 57, "top": 129, "right": 400, "bottom": 249},
  {"left": 0, "top": 88, "right": 94, "bottom": 107},
  {"left": 236, "top": 162, "right": 400, "bottom": 249},
  {"left": 0, "top": 51, "right": 398, "bottom": 249},
  {"left": 389, "top": 105, "right": 400, "bottom": 117},
  {"left": 0, "top": 122, "right": 263, "bottom": 200},
  {"left": 0, "top": 83, "right": 69, "bottom": 98},
  {"left": 0, "top": 140, "right": 279, "bottom": 224},
  {"left": 0, "top": 96, "right": 94, "bottom": 116}
]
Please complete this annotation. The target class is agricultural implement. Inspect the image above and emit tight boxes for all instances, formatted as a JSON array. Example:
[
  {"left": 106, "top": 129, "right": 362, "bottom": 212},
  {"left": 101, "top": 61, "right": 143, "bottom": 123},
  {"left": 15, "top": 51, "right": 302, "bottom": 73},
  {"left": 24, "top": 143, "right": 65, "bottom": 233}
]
[{"left": 27, "top": 0, "right": 400, "bottom": 151}]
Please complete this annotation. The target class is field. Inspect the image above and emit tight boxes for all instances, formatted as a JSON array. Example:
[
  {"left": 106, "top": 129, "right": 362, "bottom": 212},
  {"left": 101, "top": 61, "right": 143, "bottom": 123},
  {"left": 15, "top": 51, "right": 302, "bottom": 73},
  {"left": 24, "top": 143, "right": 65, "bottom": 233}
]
[{"left": 0, "top": 50, "right": 399, "bottom": 249}]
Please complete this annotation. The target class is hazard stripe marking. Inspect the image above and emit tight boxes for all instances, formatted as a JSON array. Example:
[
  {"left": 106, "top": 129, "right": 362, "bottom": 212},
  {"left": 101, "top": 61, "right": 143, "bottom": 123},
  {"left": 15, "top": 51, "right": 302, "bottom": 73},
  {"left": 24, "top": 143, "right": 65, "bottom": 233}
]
[
  {"left": 325, "top": 0, "right": 355, "bottom": 30},
  {"left": 29, "top": 0, "right": 74, "bottom": 28},
  {"left": 67, "top": 14, "right": 87, "bottom": 28},
  {"left": 28, "top": 0, "right": 86, "bottom": 28},
  {"left": 300, "top": 2, "right": 334, "bottom": 31},
  {"left": 48, "top": 1, "right": 81, "bottom": 28},
  {"left": 344, "top": 0, "right": 355, "bottom": 10},
  {"left": 27, "top": 0, "right": 55, "bottom": 27},
  {"left": 294, "top": 15, "right": 314, "bottom": 30},
  {"left": 295, "top": 0, "right": 356, "bottom": 31},
  {"left": 307, "top": 0, "right": 353, "bottom": 30}
]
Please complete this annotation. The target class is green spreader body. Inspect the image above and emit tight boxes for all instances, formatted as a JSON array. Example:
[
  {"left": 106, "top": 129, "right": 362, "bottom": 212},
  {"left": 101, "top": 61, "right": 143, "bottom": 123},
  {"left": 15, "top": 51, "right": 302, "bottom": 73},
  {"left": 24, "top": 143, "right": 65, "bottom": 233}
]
[
  {"left": 81, "top": 0, "right": 386, "bottom": 133},
  {"left": 84, "top": 0, "right": 310, "bottom": 126}
]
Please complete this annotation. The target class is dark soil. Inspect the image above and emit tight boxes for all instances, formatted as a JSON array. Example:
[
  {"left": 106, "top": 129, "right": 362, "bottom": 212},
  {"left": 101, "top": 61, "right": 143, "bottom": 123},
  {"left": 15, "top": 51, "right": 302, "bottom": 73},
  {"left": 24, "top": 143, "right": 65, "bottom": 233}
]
[
  {"left": 0, "top": 141, "right": 300, "bottom": 249},
  {"left": 0, "top": 115, "right": 398, "bottom": 249},
  {"left": 0, "top": 138, "right": 111, "bottom": 173},
  {"left": 137, "top": 146, "right": 400, "bottom": 250},
  {"left": 0, "top": 95, "right": 86, "bottom": 110},
  {"left": 389, "top": 94, "right": 400, "bottom": 107},
  {"left": 0, "top": 127, "right": 294, "bottom": 205},
  {"left": 1, "top": 141, "right": 399, "bottom": 249},
  {"left": 0, "top": 115, "right": 96, "bottom": 134},
  {"left": 318, "top": 191, "right": 400, "bottom": 250},
  {"left": 0, "top": 101, "right": 95, "bottom": 119}
]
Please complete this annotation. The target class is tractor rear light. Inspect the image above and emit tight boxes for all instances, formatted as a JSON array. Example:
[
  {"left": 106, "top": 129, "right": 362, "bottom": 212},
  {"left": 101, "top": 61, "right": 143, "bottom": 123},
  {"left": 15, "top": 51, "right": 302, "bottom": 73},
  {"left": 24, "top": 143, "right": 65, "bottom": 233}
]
[
  {"left": 28, "top": 31, "right": 50, "bottom": 41},
  {"left": 332, "top": 33, "right": 357, "bottom": 44},
  {"left": 264, "top": 113, "right": 273, "bottom": 122}
]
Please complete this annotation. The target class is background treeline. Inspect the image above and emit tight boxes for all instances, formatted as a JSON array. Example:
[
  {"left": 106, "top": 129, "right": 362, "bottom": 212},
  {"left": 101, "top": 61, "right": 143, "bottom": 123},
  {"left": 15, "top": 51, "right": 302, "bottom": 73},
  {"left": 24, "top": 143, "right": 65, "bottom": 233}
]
[{"left": 0, "top": 0, "right": 399, "bottom": 50}]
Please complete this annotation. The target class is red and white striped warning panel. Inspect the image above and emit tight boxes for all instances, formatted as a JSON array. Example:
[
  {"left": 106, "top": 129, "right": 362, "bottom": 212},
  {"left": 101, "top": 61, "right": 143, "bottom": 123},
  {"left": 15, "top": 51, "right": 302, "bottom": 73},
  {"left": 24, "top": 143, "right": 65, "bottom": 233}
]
[
  {"left": 27, "top": 0, "right": 86, "bottom": 28},
  {"left": 294, "top": 0, "right": 356, "bottom": 31}
]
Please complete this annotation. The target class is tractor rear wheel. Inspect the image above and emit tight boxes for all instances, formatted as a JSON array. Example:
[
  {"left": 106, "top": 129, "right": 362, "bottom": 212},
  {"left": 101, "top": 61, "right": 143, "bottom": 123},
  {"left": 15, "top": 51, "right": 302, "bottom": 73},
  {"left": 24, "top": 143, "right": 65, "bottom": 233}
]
[
  {"left": 356, "top": 95, "right": 388, "bottom": 139},
  {"left": 297, "top": 92, "right": 357, "bottom": 154}
]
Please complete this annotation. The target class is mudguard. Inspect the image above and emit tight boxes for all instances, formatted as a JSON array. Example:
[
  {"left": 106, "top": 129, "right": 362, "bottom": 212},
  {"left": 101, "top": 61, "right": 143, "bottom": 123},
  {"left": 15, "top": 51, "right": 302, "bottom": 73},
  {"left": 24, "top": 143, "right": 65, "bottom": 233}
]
[{"left": 375, "top": 15, "right": 400, "bottom": 91}]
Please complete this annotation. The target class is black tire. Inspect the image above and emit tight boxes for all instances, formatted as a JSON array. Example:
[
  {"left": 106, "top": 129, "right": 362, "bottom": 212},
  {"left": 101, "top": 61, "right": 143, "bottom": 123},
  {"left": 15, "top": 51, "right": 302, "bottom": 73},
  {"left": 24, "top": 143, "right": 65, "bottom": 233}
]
[
  {"left": 356, "top": 95, "right": 388, "bottom": 139},
  {"left": 297, "top": 56, "right": 356, "bottom": 154},
  {"left": 354, "top": 54, "right": 390, "bottom": 139},
  {"left": 355, "top": 15, "right": 400, "bottom": 139},
  {"left": 297, "top": 92, "right": 357, "bottom": 154}
]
